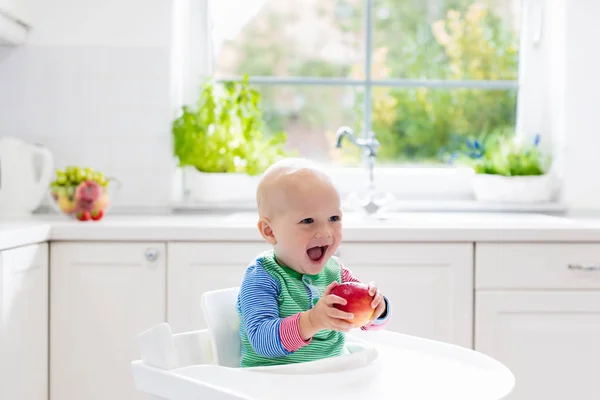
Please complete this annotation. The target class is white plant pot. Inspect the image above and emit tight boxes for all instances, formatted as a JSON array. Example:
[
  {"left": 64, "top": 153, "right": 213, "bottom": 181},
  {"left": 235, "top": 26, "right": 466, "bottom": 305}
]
[
  {"left": 471, "top": 173, "right": 556, "bottom": 203},
  {"left": 182, "top": 167, "right": 261, "bottom": 204}
]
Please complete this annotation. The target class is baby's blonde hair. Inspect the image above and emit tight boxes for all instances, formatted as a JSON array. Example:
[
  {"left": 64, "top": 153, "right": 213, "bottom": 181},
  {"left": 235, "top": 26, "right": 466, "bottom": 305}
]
[{"left": 256, "top": 158, "right": 331, "bottom": 218}]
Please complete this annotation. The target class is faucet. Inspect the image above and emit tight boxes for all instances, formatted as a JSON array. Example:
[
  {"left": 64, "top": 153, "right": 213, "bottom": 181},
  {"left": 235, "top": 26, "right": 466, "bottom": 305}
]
[
  {"left": 335, "top": 126, "right": 392, "bottom": 215},
  {"left": 335, "top": 126, "right": 379, "bottom": 186}
]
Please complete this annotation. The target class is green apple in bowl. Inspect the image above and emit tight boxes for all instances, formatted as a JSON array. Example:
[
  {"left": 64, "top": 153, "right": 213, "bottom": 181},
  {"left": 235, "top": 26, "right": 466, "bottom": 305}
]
[{"left": 49, "top": 166, "right": 120, "bottom": 221}]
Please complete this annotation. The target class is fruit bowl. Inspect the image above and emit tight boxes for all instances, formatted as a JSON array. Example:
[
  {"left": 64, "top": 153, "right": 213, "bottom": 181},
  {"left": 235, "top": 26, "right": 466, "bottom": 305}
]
[{"left": 48, "top": 166, "right": 121, "bottom": 221}]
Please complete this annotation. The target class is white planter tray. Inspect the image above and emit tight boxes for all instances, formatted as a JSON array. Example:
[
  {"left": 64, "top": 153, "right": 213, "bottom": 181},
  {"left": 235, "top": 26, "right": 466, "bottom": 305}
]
[
  {"left": 182, "top": 167, "right": 261, "bottom": 204},
  {"left": 471, "top": 173, "right": 557, "bottom": 203}
]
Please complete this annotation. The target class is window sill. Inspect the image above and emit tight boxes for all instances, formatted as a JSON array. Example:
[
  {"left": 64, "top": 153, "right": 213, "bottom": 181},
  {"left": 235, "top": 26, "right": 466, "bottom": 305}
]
[{"left": 173, "top": 165, "right": 564, "bottom": 214}]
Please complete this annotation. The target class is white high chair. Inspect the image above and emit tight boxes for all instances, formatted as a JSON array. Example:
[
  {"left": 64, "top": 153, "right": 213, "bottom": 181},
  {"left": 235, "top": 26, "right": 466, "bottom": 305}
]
[{"left": 131, "top": 287, "right": 515, "bottom": 400}]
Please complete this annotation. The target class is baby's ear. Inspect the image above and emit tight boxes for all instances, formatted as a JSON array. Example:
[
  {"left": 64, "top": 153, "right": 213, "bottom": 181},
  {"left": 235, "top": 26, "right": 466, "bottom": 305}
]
[{"left": 257, "top": 218, "right": 277, "bottom": 245}]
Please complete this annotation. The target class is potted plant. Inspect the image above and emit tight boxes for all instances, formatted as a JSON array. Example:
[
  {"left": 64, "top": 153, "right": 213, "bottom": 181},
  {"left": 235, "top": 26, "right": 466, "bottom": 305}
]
[
  {"left": 172, "top": 76, "right": 289, "bottom": 203},
  {"left": 450, "top": 132, "right": 556, "bottom": 203}
]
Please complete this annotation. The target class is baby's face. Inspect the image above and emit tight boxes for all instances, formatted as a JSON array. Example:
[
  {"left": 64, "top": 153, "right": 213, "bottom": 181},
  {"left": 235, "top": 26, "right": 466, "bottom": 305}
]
[{"left": 269, "top": 175, "right": 342, "bottom": 276}]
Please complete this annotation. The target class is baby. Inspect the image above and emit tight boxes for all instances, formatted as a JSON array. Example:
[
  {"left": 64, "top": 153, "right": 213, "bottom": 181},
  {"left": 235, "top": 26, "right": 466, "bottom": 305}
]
[{"left": 236, "top": 158, "right": 391, "bottom": 368}]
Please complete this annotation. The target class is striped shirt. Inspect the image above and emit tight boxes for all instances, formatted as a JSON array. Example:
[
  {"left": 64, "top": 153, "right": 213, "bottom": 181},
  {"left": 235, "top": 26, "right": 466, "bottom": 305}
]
[{"left": 236, "top": 250, "right": 391, "bottom": 368}]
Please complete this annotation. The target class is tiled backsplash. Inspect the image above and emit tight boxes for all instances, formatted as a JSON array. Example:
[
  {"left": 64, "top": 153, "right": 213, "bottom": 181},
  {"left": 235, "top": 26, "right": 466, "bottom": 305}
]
[{"left": 0, "top": 45, "right": 176, "bottom": 211}]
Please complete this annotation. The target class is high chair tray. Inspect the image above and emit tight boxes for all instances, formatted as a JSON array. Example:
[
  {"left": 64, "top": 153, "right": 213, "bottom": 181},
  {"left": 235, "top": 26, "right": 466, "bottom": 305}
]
[{"left": 132, "top": 325, "right": 515, "bottom": 400}]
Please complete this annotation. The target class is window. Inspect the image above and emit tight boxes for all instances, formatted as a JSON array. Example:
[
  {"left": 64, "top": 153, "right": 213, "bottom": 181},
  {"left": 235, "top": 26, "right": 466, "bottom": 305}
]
[
  {"left": 180, "top": 0, "right": 532, "bottom": 203},
  {"left": 210, "top": 0, "right": 519, "bottom": 166}
]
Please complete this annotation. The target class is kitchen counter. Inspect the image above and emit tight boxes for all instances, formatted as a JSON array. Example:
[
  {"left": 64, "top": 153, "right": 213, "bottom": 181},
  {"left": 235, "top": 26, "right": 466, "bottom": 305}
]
[
  {"left": 0, "top": 220, "right": 53, "bottom": 251},
  {"left": 4, "top": 212, "right": 600, "bottom": 251}
]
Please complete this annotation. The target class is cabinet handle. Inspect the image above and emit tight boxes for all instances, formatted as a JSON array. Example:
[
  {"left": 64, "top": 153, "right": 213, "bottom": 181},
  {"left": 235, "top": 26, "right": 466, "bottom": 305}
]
[
  {"left": 145, "top": 248, "right": 159, "bottom": 262},
  {"left": 568, "top": 264, "right": 600, "bottom": 271}
]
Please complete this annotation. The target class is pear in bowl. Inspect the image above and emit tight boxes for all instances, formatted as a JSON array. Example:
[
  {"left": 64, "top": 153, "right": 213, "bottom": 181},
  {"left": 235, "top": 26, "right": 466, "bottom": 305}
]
[{"left": 49, "top": 166, "right": 120, "bottom": 221}]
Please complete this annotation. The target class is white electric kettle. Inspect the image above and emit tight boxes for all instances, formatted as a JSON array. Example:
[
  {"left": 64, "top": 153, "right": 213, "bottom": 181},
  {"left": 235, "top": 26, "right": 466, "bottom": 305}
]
[{"left": 0, "top": 136, "right": 54, "bottom": 217}]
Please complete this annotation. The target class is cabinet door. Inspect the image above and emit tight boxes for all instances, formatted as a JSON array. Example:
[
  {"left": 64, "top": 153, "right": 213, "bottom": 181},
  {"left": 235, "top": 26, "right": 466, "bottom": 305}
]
[
  {"left": 476, "top": 291, "right": 600, "bottom": 400},
  {"left": 51, "top": 242, "right": 166, "bottom": 400},
  {"left": 338, "top": 243, "right": 473, "bottom": 348},
  {"left": 0, "top": 243, "right": 48, "bottom": 400},
  {"left": 168, "top": 242, "right": 269, "bottom": 332}
]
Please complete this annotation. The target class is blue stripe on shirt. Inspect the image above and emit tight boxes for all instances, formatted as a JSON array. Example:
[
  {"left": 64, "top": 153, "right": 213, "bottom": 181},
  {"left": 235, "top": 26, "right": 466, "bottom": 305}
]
[
  {"left": 237, "top": 259, "right": 291, "bottom": 357},
  {"left": 370, "top": 296, "right": 391, "bottom": 325}
]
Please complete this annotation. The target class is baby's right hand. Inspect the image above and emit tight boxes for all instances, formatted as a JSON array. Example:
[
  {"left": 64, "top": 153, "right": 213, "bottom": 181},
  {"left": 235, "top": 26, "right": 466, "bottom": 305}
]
[{"left": 307, "top": 282, "right": 355, "bottom": 333}]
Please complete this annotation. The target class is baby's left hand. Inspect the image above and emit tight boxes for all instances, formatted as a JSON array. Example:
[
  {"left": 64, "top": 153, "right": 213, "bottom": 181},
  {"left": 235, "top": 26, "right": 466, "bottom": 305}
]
[{"left": 365, "top": 282, "right": 386, "bottom": 325}]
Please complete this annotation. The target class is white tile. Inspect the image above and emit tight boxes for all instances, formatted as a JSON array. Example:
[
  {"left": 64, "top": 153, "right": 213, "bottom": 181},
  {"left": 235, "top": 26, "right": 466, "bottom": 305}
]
[
  {"left": 21, "top": 78, "right": 78, "bottom": 139},
  {"left": 110, "top": 47, "right": 170, "bottom": 80},
  {"left": 40, "top": 47, "right": 83, "bottom": 79},
  {"left": 0, "top": 45, "right": 176, "bottom": 209},
  {"left": 77, "top": 77, "right": 116, "bottom": 138},
  {"left": 109, "top": 167, "right": 173, "bottom": 207},
  {"left": 108, "top": 136, "right": 173, "bottom": 173},
  {"left": 30, "top": 136, "right": 113, "bottom": 174},
  {"left": 138, "top": 78, "right": 171, "bottom": 110},
  {"left": 107, "top": 78, "right": 170, "bottom": 111},
  {"left": 79, "top": 105, "right": 117, "bottom": 139},
  {"left": 28, "top": 0, "right": 172, "bottom": 48},
  {"left": 109, "top": 108, "right": 171, "bottom": 138},
  {"left": 78, "top": 47, "right": 113, "bottom": 79},
  {"left": 79, "top": 77, "right": 115, "bottom": 111},
  {"left": 0, "top": 109, "right": 18, "bottom": 136},
  {"left": 0, "top": 47, "right": 29, "bottom": 77},
  {"left": 111, "top": 78, "right": 146, "bottom": 111}
]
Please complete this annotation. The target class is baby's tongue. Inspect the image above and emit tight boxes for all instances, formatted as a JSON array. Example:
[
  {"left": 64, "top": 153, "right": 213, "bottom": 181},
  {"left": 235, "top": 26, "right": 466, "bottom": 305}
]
[{"left": 307, "top": 246, "right": 323, "bottom": 261}]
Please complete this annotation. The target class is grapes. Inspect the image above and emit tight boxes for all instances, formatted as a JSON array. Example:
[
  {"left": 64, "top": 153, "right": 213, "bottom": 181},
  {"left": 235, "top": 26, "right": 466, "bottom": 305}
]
[{"left": 50, "top": 166, "right": 110, "bottom": 188}]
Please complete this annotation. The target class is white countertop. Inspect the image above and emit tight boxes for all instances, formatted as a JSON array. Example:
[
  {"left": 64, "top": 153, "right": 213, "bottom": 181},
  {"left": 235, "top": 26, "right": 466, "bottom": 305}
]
[{"left": 4, "top": 211, "right": 600, "bottom": 251}]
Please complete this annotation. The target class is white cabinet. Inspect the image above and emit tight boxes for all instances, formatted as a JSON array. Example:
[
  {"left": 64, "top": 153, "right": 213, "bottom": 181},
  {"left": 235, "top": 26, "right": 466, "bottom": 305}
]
[
  {"left": 167, "top": 242, "right": 474, "bottom": 348},
  {"left": 338, "top": 243, "right": 473, "bottom": 348},
  {"left": 51, "top": 242, "right": 166, "bottom": 400},
  {"left": 475, "top": 243, "right": 600, "bottom": 400},
  {"left": 476, "top": 243, "right": 600, "bottom": 290},
  {"left": 168, "top": 242, "right": 269, "bottom": 332},
  {"left": 0, "top": 243, "right": 48, "bottom": 400},
  {"left": 476, "top": 291, "right": 600, "bottom": 400}
]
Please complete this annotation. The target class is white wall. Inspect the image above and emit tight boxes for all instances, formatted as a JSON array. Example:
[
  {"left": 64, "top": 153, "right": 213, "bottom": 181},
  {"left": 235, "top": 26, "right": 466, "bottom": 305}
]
[
  {"left": 505, "top": 0, "right": 600, "bottom": 212},
  {"left": 0, "top": 0, "right": 176, "bottom": 212},
  {"left": 26, "top": 0, "right": 172, "bottom": 48},
  {"left": 561, "top": 0, "right": 600, "bottom": 211}
]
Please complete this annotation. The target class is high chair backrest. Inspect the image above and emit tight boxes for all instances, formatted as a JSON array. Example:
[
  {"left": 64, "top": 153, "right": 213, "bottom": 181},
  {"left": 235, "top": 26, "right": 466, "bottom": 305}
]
[{"left": 200, "top": 287, "right": 242, "bottom": 368}]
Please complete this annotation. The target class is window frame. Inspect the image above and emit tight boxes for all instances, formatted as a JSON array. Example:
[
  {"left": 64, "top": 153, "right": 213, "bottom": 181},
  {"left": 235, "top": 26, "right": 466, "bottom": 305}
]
[{"left": 176, "top": 0, "right": 552, "bottom": 206}]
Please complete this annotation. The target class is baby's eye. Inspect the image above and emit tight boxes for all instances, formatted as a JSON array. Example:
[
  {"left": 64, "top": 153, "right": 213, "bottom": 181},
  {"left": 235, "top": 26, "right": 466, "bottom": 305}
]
[
  {"left": 300, "top": 218, "right": 314, "bottom": 224},
  {"left": 329, "top": 215, "right": 340, "bottom": 222}
]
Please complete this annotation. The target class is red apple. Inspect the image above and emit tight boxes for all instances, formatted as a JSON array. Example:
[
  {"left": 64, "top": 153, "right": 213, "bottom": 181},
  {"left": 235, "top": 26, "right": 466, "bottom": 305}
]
[
  {"left": 75, "top": 180, "right": 102, "bottom": 202},
  {"left": 76, "top": 211, "right": 91, "bottom": 221},
  {"left": 90, "top": 209, "right": 104, "bottom": 221},
  {"left": 330, "top": 282, "right": 375, "bottom": 327}
]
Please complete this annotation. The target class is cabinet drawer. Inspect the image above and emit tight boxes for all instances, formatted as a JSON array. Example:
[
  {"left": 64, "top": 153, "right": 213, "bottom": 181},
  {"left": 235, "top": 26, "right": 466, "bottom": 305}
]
[{"left": 476, "top": 243, "right": 600, "bottom": 289}]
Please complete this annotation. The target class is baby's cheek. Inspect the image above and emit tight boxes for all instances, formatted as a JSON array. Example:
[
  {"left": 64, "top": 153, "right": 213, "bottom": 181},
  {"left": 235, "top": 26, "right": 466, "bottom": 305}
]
[{"left": 333, "top": 226, "right": 343, "bottom": 241}]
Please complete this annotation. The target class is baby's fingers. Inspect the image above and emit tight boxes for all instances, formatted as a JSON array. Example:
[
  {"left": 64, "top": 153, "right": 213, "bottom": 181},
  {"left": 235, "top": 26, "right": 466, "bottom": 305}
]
[
  {"left": 323, "top": 281, "right": 339, "bottom": 296},
  {"left": 371, "top": 292, "right": 383, "bottom": 309},
  {"left": 331, "top": 319, "right": 354, "bottom": 332},
  {"left": 324, "top": 294, "right": 347, "bottom": 307},
  {"left": 326, "top": 306, "right": 354, "bottom": 321},
  {"left": 368, "top": 282, "right": 378, "bottom": 296}
]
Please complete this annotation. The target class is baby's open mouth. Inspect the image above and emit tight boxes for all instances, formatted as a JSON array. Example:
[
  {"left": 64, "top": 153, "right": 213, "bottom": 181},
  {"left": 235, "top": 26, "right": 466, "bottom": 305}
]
[{"left": 307, "top": 245, "right": 329, "bottom": 262}]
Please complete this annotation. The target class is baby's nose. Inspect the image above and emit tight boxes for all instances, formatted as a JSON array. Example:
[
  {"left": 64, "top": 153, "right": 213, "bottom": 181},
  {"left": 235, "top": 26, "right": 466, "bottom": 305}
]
[{"left": 314, "top": 227, "right": 332, "bottom": 239}]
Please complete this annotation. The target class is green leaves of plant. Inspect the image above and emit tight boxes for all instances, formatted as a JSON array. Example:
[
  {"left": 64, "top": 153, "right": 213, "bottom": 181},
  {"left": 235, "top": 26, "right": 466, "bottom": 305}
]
[
  {"left": 455, "top": 132, "right": 551, "bottom": 176},
  {"left": 172, "top": 75, "right": 289, "bottom": 175}
]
